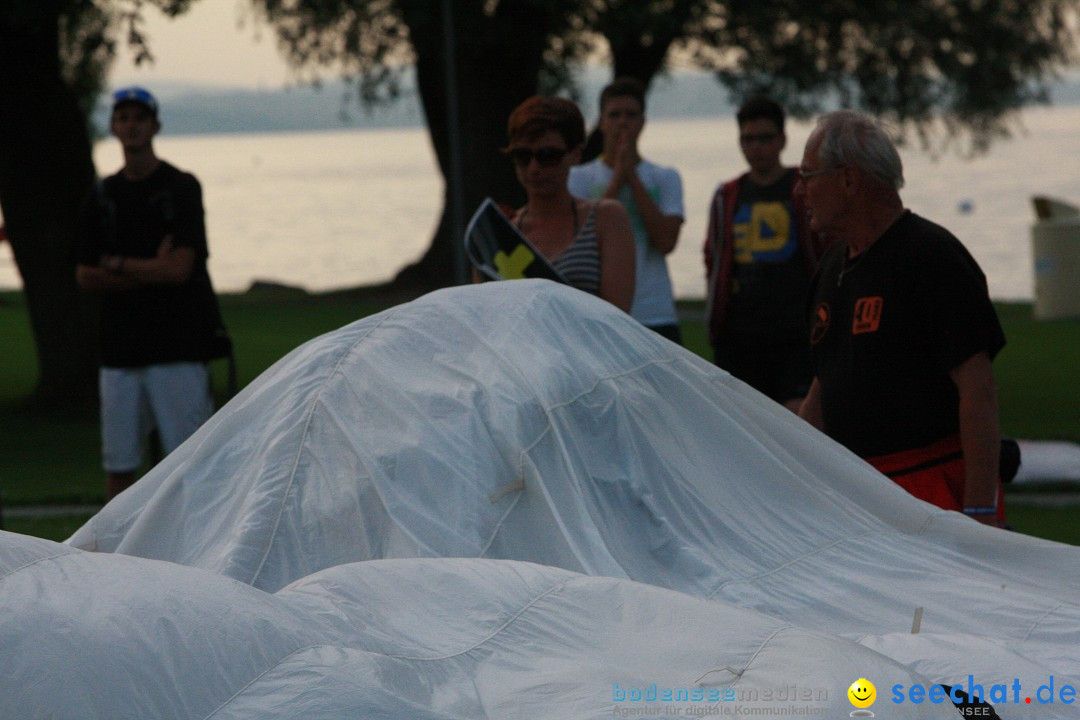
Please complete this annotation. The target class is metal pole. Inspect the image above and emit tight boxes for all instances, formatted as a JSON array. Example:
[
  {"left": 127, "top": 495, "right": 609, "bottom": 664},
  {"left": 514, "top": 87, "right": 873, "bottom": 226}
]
[{"left": 442, "top": 0, "right": 468, "bottom": 285}]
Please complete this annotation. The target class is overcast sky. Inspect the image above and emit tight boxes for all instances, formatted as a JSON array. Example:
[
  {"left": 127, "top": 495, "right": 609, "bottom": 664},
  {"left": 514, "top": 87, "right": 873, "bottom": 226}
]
[{"left": 110, "top": 0, "right": 295, "bottom": 90}]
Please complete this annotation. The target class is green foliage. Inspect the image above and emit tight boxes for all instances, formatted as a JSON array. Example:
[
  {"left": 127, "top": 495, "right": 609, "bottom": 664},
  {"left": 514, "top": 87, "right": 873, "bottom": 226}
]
[
  {"left": 689, "top": 0, "right": 1078, "bottom": 152},
  {"left": 58, "top": 1, "right": 115, "bottom": 122}
]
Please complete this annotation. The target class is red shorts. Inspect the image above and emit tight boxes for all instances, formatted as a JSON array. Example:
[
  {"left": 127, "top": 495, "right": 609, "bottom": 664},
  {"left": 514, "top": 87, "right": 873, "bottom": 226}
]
[{"left": 866, "top": 435, "right": 1007, "bottom": 523}]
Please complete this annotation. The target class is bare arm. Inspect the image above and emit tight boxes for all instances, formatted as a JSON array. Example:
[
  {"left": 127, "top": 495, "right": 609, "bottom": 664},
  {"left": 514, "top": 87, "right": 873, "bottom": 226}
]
[
  {"left": 594, "top": 199, "right": 636, "bottom": 313},
  {"left": 76, "top": 236, "right": 195, "bottom": 292},
  {"left": 626, "top": 173, "right": 682, "bottom": 255},
  {"left": 798, "top": 377, "right": 825, "bottom": 430},
  {"left": 76, "top": 263, "right": 140, "bottom": 292},
  {"left": 950, "top": 351, "right": 1001, "bottom": 524}
]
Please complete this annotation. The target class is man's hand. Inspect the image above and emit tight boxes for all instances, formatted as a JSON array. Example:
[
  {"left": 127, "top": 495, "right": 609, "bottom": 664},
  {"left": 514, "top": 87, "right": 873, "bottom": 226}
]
[
  {"left": 798, "top": 378, "right": 825, "bottom": 430},
  {"left": 609, "top": 129, "right": 637, "bottom": 185}
]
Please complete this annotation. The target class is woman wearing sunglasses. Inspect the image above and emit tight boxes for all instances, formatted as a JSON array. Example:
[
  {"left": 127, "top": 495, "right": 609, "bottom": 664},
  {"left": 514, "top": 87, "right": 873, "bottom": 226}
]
[{"left": 502, "top": 96, "right": 635, "bottom": 312}]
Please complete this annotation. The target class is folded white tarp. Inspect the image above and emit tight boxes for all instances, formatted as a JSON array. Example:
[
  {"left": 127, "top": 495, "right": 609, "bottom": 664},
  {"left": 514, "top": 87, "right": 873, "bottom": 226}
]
[
  {"left": 58, "top": 280, "right": 1080, "bottom": 715},
  {"left": 1, "top": 534, "right": 964, "bottom": 719}
]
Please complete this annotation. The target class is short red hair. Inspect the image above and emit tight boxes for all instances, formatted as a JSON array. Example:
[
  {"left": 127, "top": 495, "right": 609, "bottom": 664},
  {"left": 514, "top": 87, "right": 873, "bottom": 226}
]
[{"left": 505, "top": 96, "right": 585, "bottom": 149}]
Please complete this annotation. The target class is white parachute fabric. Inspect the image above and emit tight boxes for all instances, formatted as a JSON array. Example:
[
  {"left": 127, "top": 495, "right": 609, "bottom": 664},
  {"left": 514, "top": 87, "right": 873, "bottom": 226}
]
[
  {"left": 0, "top": 534, "right": 961, "bottom": 719},
  {"left": 63, "top": 280, "right": 1080, "bottom": 706}
]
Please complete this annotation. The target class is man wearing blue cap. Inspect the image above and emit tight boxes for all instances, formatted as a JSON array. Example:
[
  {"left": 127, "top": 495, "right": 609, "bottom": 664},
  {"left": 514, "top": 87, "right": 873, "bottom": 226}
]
[{"left": 76, "top": 87, "right": 228, "bottom": 500}]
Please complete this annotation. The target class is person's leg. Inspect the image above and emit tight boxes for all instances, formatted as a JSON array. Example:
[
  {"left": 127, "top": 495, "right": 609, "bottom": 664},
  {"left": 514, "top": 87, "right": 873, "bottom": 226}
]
[
  {"left": 145, "top": 362, "right": 214, "bottom": 456},
  {"left": 100, "top": 367, "right": 152, "bottom": 501}
]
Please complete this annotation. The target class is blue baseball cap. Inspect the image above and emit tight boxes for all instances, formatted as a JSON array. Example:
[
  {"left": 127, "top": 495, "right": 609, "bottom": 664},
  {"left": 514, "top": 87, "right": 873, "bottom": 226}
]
[{"left": 111, "top": 86, "right": 159, "bottom": 117}]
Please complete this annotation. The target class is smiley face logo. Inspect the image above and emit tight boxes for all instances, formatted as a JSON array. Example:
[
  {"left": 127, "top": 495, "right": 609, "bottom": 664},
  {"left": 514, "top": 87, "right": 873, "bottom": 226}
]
[{"left": 848, "top": 678, "right": 876, "bottom": 709}]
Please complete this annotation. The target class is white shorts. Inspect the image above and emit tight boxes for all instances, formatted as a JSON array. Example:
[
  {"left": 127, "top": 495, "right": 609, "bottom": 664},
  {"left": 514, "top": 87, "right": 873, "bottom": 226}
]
[{"left": 99, "top": 362, "right": 214, "bottom": 473}]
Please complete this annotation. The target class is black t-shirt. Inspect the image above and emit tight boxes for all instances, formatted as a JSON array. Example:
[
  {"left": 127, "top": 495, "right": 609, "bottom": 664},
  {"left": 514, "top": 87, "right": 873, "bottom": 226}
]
[
  {"left": 723, "top": 168, "right": 810, "bottom": 347},
  {"left": 807, "top": 211, "right": 1006, "bottom": 457},
  {"left": 77, "top": 161, "right": 222, "bottom": 367}
]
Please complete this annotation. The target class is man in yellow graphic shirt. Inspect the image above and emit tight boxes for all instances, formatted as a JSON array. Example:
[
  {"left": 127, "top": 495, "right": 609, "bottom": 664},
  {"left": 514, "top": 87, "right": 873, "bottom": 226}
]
[{"left": 704, "top": 97, "right": 830, "bottom": 411}]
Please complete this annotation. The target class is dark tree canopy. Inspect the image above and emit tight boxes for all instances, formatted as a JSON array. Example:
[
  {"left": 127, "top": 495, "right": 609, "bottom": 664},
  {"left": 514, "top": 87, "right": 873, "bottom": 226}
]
[
  {"left": 252, "top": 0, "right": 1077, "bottom": 290},
  {"left": 690, "top": 0, "right": 1078, "bottom": 151}
]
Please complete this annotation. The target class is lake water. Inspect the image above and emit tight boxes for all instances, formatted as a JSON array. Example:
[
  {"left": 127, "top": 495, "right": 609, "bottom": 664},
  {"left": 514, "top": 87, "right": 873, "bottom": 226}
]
[{"left": 3, "top": 106, "right": 1078, "bottom": 300}]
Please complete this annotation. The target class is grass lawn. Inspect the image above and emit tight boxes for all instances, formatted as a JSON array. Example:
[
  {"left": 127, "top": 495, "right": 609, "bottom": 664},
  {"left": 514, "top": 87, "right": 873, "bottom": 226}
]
[
  {"left": 2, "top": 289, "right": 1078, "bottom": 544},
  {"left": 1003, "top": 502, "right": 1080, "bottom": 546},
  {"left": 3, "top": 514, "right": 92, "bottom": 543},
  {"left": 992, "top": 303, "right": 1080, "bottom": 441}
]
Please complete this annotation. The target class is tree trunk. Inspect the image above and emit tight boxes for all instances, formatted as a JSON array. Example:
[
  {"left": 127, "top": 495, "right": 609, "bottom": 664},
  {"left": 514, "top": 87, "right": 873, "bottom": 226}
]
[
  {"left": 0, "top": 7, "right": 100, "bottom": 404},
  {"left": 390, "top": 1, "right": 557, "bottom": 291}
]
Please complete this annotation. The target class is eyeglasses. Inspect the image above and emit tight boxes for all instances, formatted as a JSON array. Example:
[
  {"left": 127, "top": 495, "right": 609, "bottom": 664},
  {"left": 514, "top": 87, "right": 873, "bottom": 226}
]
[
  {"left": 508, "top": 146, "right": 569, "bottom": 168},
  {"left": 796, "top": 165, "right": 844, "bottom": 182},
  {"left": 739, "top": 132, "right": 779, "bottom": 145}
]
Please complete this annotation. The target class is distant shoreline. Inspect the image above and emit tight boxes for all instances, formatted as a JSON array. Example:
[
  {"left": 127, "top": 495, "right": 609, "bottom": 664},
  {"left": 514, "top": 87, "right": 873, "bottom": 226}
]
[{"left": 98, "top": 71, "right": 1080, "bottom": 139}]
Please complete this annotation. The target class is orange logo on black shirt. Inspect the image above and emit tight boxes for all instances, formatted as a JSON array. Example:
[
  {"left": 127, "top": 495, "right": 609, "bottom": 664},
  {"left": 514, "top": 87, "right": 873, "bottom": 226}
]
[
  {"left": 852, "top": 296, "right": 883, "bottom": 334},
  {"left": 810, "top": 302, "right": 830, "bottom": 345}
]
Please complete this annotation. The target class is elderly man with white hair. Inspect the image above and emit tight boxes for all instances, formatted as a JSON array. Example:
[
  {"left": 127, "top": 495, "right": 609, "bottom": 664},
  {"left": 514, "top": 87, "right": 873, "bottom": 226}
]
[{"left": 796, "top": 110, "right": 1008, "bottom": 527}]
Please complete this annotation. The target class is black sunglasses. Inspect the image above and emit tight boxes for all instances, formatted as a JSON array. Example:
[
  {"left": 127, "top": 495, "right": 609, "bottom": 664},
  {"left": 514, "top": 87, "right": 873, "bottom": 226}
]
[{"left": 509, "top": 146, "right": 569, "bottom": 168}]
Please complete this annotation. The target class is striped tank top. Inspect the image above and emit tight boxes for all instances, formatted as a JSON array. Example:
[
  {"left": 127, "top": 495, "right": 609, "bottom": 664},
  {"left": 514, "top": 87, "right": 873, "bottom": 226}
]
[{"left": 550, "top": 204, "right": 600, "bottom": 295}]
